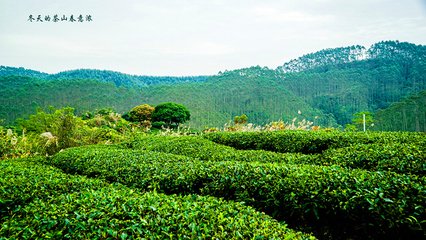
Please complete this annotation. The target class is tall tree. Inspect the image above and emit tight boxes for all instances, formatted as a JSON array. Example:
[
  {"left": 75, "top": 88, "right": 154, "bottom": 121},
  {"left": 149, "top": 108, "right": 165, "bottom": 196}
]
[{"left": 151, "top": 102, "right": 190, "bottom": 128}]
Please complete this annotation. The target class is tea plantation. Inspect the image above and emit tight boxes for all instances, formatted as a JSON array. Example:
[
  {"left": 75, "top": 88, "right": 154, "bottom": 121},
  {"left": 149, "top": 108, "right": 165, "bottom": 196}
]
[{"left": 1, "top": 131, "right": 425, "bottom": 239}]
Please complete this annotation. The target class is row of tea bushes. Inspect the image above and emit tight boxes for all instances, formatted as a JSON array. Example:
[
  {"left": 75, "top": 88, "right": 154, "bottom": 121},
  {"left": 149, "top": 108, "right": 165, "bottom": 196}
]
[
  {"left": 0, "top": 158, "right": 313, "bottom": 239},
  {"left": 321, "top": 143, "right": 425, "bottom": 175},
  {"left": 47, "top": 148, "right": 210, "bottom": 194},
  {"left": 125, "top": 135, "right": 424, "bottom": 175},
  {"left": 50, "top": 147, "right": 426, "bottom": 239},
  {"left": 203, "top": 131, "right": 426, "bottom": 154},
  {"left": 2, "top": 188, "right": 313, "bottom": 239},
  {"left": 123, "top": 135, "right": 313, "bottom": 164},
  {"left": 0, "top": 157, "right": 108, "bottom": 222}
]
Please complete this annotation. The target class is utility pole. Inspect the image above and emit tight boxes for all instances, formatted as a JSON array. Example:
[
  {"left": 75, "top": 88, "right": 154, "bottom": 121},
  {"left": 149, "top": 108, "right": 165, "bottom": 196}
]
[{"left": 363, "top": 114, "right": 366, "bottom": 132}]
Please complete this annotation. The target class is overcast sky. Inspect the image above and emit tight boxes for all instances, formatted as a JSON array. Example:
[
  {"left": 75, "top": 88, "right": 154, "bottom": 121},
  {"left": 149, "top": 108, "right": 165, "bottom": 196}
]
[{"left": 0, "top": 0, "right": 425, "bottom": 76}]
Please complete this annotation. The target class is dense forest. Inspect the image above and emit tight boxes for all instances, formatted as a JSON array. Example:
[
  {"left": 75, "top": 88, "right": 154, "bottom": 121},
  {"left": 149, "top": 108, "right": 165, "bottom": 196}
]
[
  {"left": 0, "top": 75, "right": 142, "bottom": 122},
  {"left": 375, "top": 90, "right": 426, "bottom": 131},
  {"left": 1, "top": 40, "right": 425, "bottom": 131},
  {"left": 140, "top": 66, "right": 337, "bottom": 128},
  {"left": 279, "top": 41, "right": 426, "bottom": 125},
  {"left": 0, "top": 66, "right": 208, "bottom": 87}
]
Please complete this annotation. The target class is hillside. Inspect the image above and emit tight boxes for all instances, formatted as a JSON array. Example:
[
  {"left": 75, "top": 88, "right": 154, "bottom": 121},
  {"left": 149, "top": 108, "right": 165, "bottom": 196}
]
[
  {"left": 0, "top": 76, "right": 142, "bottom": 122},
  {"left": 375, "top": 90, "right": 426, "bottom": 131},
  {"left": 1, "top": 40, "right": 425, "bottom": 131},
  {"left": 278, "top": 41, "right": 426, "bottom": 125},
  {"left": 0, "top": 68, "right": 335, "bottom": 128},
  {"left": 140, "top": 66, "right": 337, "bottom": 128},
  {"left": 0, "top": 66, "right": 208, "bottom": 87}
]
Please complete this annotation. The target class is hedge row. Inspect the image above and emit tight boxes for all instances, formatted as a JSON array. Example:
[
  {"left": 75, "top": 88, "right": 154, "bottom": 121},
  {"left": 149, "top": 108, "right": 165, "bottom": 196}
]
[
  {"left": 321, "top": 143, "right": 425, "bottom": 175},
  {"left": 0, "top": 158, "right": 108, "bottom": 222},
  {"left": 0, "top": 158, "right": 314, "bottom": 239},
  {"left": 123, "top": 135, "right": 314, "bottom": 164},
  {"left": 50, "top": 147, "right": 426, "bottom": 239},
  {"left": 1, "top": 188, "right": 313, "bottom": 239},
  {"left": 203, "top": 131, "right": 426, "bottom": 154},
  {"left": 124, "top": 136, "right": 424, "bottom": 175}
]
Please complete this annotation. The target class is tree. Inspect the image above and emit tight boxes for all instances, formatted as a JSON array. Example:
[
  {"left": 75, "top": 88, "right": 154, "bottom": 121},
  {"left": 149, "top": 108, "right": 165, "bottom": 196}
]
[
  {"left": 129, "top": 104, "right": 155, "bottom": 124},
  {"left": 17, "top": 106, "right": 82, "bottom": 153},
  {"left": 234, "top": 114, "right": 248, "bottom": 125},
  {"left": 152, "top": 102, "right": 190, "bottom": 128}
]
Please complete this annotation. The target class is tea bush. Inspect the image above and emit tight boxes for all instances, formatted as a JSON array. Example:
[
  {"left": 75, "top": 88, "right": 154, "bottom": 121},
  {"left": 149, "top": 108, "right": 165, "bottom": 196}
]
[
  {"left": 1, "top": 188, "right": 314, "bottom": 239},
  {"left": 0, "top": 157, "right": 313, "bottom": 239},
  {"left": 203, "top": 131, "right": 426, "bottom": 154},
  {"left": 50, "top": 147, "right": 426, "bottom": 239},
  {"left": 0, "top": 158, "right": 108, "bottom": 222},
  {"left": 125, "top": 135, "right": 424, "bottom": 175},
  {"left": 321, "top": 143, "right": 425, "bottom": 175},
  {"left": 124, "top": 135, "right": 313, "bottom": 164}
]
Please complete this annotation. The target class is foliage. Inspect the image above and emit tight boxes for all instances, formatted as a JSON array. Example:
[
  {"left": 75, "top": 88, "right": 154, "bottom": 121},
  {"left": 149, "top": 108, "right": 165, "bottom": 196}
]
[
  {"left": 277, "top": 45, "right": 367, "bottom": 73},
  {"left": 50, "top": 68, "right": 208, "bottom": 87},
  {"left": 142, "top": 66, "right": 337, "bottom": 129},
  {"left": 0, "top": 66, "right": 208, "bottom": 87},
  {"left": 1, "top": 40, "right": 425, "bottom": 131},
  {"left": 129, "top": 104, "right": 155, "bottom": 124},
  {"left": 278, "top": 41, "right": 426, "bottom": 127},
  {"left": 125, "top": 135, "right": 426, "bottom": 175},
  {"left": 234, "top": 114, "right": 248, "bottom": 125},
  {"left": 375, "top": 90, "right": 426, "bottom": 131},
  {"left": 2, "top": 188, "right": 312, "bottom": 240},
  {"left": 16, "top": 107, "right": 82, "bottom": 153},
  {"left": 1, "top": 158, "right": 312, "bottom": 239},
  {"left": 0, "top": 158, "right": 108, "bottom": 221},
  {"left": 50, "top": 146, "right": 425, "bottom": 239},
  {"left": 151, "top": 102, "right": 190, "bottom": 128},
  {"left": 123, "top": 135, "right": 311, "bottom": 164},
  {"left": 321, "top": 143, "right": 425, "bottom": 175},
  {"left": 203, "top": 130, "right": 425, "bottom": 154},
  {"left": 0, "top": 128, "right": 32, "bottom": 159},
  {"left": 222, "top": 118, "right": 315, "bottom": 132},
  {"left": 125, "top": 134, "right": 426, "bottom": 175},
  {"left": 2, "top": 107, "right": 135, "bottom": 156},
  {"left": 151, "top": 121, "right": 166, "bottom": 129},
  {"left": 0, "top": 76, "right": 143, "bottom": 125},
  {"left": 349, "top": 111, "right": 375, "bottom": 131}
]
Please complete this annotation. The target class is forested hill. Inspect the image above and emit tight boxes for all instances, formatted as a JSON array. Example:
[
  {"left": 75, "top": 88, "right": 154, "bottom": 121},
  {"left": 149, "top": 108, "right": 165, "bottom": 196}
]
[
  {"left": 0, "top": 67, "right": 337, "bottom": 128},
  {"left": 139, "top": 66, "right": 338, "bottom": 128},
  {"left": 0, "top": 66, "right": 49, "bottom": 79},
  {"left": 0, "top": 75, "right": 143, "bottom": 122},
  {"left": 0, "top": 66, "right": 208, "bottom": 87},
  {"left": 277, "top": 40, "right": 425, "bottom": 73},
  {"left": 1, "top": 40, "right": 425, "bottom": 131},
  {"left": 277, "top": 45, "right": 367, "bottom": 73},
  {"left": 278, "top": 40, "right": 426, "bottom": 126},
  {"left": 375, "top": 90, "right": 426, "bottom": 132}
]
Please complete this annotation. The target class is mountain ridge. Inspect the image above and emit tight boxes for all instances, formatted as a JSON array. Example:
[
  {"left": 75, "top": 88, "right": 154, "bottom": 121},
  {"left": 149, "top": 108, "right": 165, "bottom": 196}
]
[{"left": 1, "top": 40, "right": 425, "bottom": 130}]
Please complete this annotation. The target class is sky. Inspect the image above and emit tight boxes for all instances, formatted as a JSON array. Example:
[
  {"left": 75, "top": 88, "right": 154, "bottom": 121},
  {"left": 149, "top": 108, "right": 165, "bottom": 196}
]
[{"left": 0, "top": 0, "right": 425, "bottom": 76}]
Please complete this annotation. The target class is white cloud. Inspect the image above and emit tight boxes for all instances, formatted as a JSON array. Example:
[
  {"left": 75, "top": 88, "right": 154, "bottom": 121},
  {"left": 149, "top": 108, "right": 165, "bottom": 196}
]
[
  {"left": 251, "top": 6, "right": 334, "bottom": 23},
  {"left": 155, "top": 41, "right": 236, "bottom": 56}
]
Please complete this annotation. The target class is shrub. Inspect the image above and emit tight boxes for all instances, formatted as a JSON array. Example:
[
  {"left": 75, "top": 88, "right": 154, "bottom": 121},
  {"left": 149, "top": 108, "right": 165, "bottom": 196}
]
[
  {"left": 0, "top": 158, "right": 108, "bottom": 222},
  {"left": 50, "top": 147, "right": 426, "bottom": 239},
  {"left": 203, "top": 131, "right": 426, "bottom": 154},
  {"left": 321, "top": 143, "right": 425, "bottom": 175},
  {"left": 129, "top": 104, "right": 155, "bottom": 124},
  {"left": 0, "top": 128, "right": 32, "bottom": 159},
  {"left": 124, "top": 135, "right": 313, "bottom": 164},
  {"left": 151, "top": 121, "right": 166, "bottom": 129},
  {"left": 1, "top": 188, "right": 314, "bottom": 239}
]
